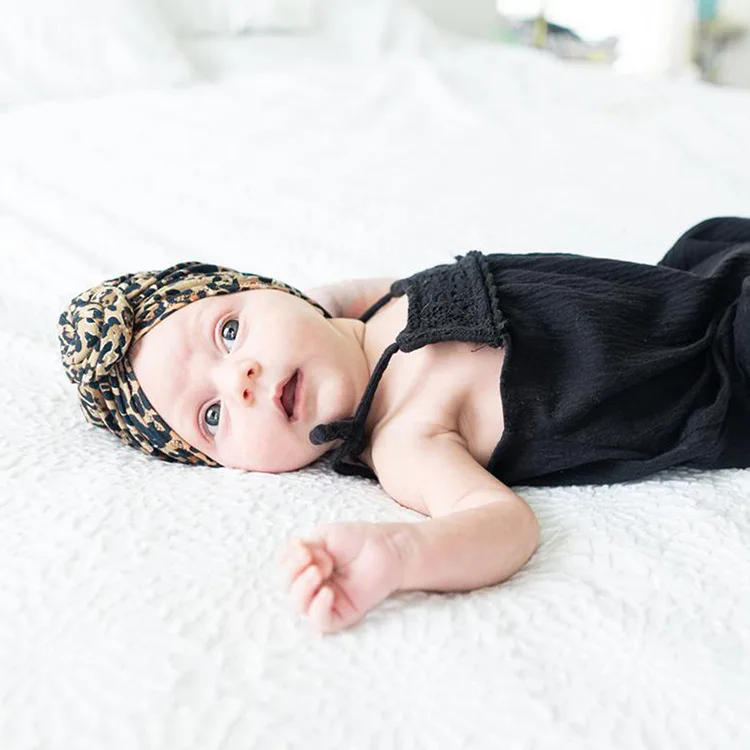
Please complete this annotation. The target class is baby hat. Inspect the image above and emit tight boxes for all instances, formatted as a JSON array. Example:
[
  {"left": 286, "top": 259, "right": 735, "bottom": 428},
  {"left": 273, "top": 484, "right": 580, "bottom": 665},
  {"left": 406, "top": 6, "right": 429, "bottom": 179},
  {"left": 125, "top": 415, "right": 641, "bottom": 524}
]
[{"left": 58, "top": 261, "right": 329, "bottom": 466}]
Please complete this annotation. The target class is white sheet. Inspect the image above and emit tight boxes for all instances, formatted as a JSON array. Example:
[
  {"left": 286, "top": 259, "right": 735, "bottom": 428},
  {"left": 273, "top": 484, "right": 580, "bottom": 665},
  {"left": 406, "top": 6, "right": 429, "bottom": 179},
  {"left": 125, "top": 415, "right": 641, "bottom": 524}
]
[{"left": 1, "top": 32, "right": 750, "bottom": 750}]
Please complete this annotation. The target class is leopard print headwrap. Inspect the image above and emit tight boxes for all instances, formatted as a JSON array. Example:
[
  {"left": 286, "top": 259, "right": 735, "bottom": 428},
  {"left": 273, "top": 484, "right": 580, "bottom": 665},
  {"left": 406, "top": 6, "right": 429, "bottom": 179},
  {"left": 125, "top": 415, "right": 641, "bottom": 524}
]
[{"left": 58, "top": 261, "right": 329, "bottom": 466}]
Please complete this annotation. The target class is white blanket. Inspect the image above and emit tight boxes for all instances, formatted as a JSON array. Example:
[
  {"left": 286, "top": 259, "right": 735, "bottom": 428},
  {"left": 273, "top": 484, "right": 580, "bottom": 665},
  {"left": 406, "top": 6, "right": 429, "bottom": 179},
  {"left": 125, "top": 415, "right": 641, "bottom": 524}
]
[{"left": 1, "top": 34, "right": 750, "bottom": 750}]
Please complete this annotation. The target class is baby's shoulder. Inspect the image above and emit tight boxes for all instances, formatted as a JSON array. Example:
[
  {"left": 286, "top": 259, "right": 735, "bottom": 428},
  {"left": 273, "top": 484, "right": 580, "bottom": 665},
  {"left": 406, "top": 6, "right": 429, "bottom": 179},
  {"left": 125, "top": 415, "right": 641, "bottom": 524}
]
[{"left": 364, "top": 421, "right": 467, "bottom": 515}]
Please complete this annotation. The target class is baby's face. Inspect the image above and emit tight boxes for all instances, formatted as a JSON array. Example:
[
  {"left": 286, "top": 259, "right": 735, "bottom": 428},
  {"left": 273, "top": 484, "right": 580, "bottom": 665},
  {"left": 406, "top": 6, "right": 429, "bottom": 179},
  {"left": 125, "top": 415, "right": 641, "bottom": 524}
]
[{"left": 129, "top": 289, "right": 368, "bottom": 472}]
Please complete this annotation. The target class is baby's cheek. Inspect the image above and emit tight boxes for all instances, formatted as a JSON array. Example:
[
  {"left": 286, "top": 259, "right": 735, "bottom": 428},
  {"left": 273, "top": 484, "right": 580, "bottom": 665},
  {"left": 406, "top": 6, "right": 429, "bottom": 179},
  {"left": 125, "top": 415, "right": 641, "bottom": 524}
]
[{"left": 225, "top": 424, "right": 306, "bottom": 473}]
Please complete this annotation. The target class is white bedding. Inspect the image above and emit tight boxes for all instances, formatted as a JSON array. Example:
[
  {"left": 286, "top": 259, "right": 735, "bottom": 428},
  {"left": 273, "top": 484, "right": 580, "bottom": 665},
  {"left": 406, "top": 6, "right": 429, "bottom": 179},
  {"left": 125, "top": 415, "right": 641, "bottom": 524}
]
[{"left": 1, "top": 29, "right": 750, "bottom": 750}]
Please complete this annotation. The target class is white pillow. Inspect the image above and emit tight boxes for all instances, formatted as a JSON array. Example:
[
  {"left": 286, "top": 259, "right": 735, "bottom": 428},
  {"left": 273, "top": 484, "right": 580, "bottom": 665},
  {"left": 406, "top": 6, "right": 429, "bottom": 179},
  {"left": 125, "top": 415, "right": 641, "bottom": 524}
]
[
  {"left": 0, "top": 0, "right": 193, "bottom": 107},
  {"left": 158, "top": 0, "right": 318, "bottom": 34}
]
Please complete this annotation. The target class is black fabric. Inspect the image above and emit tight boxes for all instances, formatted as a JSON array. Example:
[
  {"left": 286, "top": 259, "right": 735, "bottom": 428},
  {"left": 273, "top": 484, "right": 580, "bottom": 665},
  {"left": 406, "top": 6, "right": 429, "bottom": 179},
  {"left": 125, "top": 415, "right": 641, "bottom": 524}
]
[{"left": 311, "top": 217, "right": 750, "bottom": 486}]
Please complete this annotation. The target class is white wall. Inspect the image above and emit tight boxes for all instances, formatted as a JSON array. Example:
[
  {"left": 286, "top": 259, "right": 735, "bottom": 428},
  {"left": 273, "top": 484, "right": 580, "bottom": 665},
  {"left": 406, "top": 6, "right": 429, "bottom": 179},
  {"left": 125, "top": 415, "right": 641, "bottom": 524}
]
[
  {"left": 722, "top": 0, "right": 750, "bottom": 23},
  {"left": 411, "top": 0, "right": 502, "bottom": 38}
]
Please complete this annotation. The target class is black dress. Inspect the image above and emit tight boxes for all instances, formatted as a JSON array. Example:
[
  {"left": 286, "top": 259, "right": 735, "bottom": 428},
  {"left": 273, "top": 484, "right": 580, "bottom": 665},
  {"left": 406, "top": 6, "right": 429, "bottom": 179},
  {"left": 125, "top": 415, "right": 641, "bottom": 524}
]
[{"left": 309, "top": 217, "right": 750, "bottom": 487}]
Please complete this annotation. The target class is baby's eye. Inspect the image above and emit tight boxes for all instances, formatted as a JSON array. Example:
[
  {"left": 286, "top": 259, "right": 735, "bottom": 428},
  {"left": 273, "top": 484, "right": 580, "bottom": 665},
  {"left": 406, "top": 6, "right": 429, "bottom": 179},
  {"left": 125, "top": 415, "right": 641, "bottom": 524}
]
[
  {"left": 221, "top": 319, "right": 239, "bottom": 351},
  {"left": 204, "top": 403, "right": 221, "bottom": 436}
]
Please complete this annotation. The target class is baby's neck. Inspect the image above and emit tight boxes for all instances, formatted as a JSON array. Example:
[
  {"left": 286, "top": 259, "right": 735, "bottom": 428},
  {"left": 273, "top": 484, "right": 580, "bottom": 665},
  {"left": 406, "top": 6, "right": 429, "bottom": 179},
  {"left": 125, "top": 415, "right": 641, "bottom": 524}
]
[
  {"left": 332, "top": 296, "right": 409, "bottom": 440},
  {"left": 327, "top": 314, "right": 371, "bottom": 403}
]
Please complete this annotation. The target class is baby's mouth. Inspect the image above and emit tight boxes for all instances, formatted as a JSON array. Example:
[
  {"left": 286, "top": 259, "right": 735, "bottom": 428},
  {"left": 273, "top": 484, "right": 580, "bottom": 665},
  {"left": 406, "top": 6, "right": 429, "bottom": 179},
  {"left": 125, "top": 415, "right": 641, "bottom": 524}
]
[{"left": 281, "top": 370, "right": 298, "bottom": 420}]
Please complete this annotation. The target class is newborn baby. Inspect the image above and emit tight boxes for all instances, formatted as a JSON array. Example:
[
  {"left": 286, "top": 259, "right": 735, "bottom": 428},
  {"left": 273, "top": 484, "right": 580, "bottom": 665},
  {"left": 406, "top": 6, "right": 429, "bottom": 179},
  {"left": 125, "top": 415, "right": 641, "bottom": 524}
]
[{"left": 58, "top": 217, "right": 750, "bottom": 632}]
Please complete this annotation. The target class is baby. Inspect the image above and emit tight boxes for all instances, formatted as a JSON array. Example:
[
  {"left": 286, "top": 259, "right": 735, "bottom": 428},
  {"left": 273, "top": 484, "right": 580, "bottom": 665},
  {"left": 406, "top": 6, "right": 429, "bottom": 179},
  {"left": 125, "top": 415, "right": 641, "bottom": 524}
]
[{"left": 59, "top": 217, "right": 750, "bottom": 633}]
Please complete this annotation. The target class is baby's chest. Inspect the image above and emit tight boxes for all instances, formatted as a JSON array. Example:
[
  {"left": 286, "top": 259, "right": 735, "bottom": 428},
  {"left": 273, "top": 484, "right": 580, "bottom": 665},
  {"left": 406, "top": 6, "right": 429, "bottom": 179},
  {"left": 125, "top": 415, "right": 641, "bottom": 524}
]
[{"left": 367, "top": 337, "right": 507, "bottom": 470}]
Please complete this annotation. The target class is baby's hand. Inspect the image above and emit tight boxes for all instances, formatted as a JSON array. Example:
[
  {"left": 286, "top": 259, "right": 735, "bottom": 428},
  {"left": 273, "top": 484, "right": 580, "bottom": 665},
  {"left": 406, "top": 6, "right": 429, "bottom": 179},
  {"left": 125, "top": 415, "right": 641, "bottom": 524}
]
[{"left": 279, "top": 522, "right": 405, "bottom": 633}]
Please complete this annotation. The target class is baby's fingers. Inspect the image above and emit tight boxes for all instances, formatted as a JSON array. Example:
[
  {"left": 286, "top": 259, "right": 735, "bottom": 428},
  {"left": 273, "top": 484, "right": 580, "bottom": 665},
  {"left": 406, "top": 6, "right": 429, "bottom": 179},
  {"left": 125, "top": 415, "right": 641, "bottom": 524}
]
[
  {"left": 289, "top": 562, "right": 325, "bottom": 615},
  {"left": 308, "top": 584, "right": 363, "bottom": 634},
  {"left": 307, "top": 585, "right": 337, "bottom": 633},
  {"left": 278, "top": 538, "right": 311, "bottom": 586},
  {"left": 280, "top": 537, "right": 333, "bottom": 586}
]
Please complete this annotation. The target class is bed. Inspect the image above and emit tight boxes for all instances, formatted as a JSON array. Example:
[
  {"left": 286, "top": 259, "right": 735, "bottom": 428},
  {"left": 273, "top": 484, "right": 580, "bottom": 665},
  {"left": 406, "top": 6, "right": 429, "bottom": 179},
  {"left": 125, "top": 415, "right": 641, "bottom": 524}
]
[{"left": 1, "top": 4, "right": 750, "bottom": 748}]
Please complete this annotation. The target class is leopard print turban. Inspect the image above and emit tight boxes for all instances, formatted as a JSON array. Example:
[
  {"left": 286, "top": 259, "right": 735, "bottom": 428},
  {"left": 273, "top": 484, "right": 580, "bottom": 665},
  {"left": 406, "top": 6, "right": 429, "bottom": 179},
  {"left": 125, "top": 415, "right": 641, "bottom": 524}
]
[{"left": 58, "top": 261, "right": 329, "bottom": 466}]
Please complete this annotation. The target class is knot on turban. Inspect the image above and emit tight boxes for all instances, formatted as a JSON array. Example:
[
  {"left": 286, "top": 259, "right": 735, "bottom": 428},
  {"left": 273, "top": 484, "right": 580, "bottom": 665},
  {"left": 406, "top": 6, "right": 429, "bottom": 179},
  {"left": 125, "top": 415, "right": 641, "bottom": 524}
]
[{"left": 58, "top": 284, "right": 134, "bottom": 385}]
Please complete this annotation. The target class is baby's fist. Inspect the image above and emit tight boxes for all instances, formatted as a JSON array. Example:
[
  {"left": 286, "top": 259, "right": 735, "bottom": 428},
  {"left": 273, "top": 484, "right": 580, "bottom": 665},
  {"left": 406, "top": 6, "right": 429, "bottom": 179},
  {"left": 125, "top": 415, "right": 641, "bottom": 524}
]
[{"left": 279, "top": 521, "right": 406, "bottom": 633}]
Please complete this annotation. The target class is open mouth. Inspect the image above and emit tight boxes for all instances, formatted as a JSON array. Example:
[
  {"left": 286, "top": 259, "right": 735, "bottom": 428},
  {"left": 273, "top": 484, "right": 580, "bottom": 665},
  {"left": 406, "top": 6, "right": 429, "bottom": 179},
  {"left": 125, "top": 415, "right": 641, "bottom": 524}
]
[{"left": 281, "top": 370, "right": 298, "bottom": 420}]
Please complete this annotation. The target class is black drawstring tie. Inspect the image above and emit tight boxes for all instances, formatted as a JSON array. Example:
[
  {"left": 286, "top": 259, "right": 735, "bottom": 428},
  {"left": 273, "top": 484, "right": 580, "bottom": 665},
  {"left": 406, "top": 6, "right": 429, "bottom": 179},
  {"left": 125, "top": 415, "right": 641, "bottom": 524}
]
[
  {"left": 309, "top": 340, "right": 401, "bottom": 477},
  {"left": 308, "top": 420, "right": 353, "bottom": 446}
]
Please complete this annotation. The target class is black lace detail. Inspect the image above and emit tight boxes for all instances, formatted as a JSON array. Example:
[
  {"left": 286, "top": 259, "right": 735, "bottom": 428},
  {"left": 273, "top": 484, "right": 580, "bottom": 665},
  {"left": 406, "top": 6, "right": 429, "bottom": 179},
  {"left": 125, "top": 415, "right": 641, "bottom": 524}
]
[{"left": 392, "top": 250, "right": 506, "bottom": 352}]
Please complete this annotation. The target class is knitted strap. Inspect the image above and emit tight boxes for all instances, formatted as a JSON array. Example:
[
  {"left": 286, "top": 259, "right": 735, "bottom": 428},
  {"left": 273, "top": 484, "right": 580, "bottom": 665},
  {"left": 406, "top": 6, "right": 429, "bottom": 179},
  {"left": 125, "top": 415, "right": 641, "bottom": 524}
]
[{"left": 359, "top": 291, "right": 395, "bottom": 323}]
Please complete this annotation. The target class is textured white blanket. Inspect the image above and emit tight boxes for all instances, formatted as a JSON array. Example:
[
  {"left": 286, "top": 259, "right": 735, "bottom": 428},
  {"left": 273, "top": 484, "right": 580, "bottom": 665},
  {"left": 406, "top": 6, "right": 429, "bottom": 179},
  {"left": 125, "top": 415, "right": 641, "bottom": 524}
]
[{"left": 1, "top": 37, "right": 750, "bottom": 750}]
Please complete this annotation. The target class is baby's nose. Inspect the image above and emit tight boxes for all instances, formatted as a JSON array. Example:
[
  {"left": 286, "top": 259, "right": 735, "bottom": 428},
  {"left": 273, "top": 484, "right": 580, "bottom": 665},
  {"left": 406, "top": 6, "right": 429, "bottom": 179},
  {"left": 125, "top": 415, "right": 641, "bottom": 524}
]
[
  {"left": 241, "top": 364, "right": 261, "bottom": 404},
  {"left": 240, "top": 366, "right": 255, "bottom": 402},
  {"left": 222, "top": 360, "right": 261, "bottom": 406}
]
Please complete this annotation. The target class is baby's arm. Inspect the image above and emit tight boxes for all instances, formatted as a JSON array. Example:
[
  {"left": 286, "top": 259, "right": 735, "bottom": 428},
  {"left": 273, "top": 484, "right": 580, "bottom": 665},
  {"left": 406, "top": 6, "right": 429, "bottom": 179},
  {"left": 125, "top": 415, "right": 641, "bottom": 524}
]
[
  {"left": 305, "top": 277, "right": 396, "bottom": 319},
  {"left": 280, "top": 434, "right": 539, "bottom": 632},
  {"left": 377, "top": 433, "right": 539, "bottom": 593}
]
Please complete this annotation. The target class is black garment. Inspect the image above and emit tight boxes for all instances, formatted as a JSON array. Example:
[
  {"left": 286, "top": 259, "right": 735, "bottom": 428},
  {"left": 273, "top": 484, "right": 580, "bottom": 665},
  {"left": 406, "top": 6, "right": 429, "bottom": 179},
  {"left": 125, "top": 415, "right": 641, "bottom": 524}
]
[{"left": 310, "top": 217, "right": 750, "bottom": 487}]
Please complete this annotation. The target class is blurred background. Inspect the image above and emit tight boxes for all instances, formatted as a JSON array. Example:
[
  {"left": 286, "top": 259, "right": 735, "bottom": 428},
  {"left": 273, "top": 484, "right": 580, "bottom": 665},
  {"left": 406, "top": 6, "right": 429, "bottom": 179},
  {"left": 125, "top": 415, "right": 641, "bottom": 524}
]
[
  {"left": 1, "top": 0, "right": 749, "bottom": 111},
  {"left": 427, "top": 0, "right": 750, "bottom": 86}
]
